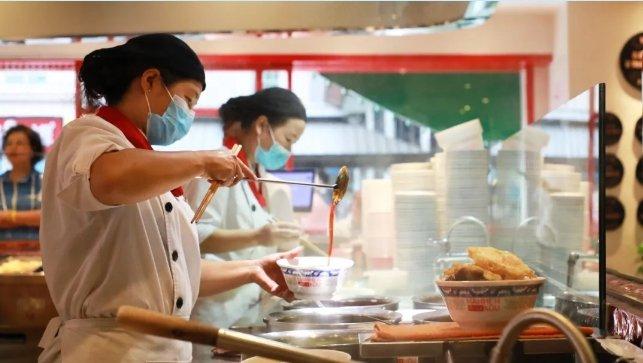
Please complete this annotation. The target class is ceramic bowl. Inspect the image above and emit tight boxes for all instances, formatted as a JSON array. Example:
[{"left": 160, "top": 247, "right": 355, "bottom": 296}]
[
  {"left": 277, "top": 257, "right": 354, "bottom": 300},
  {"left": 435, "top": 277, "right": 546, "bottom": 328}
]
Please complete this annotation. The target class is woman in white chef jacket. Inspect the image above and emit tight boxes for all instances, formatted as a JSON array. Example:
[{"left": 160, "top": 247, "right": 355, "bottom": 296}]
[
  {"left": 185, "top": 88, "right": 307, "bottom": 353},
  {"left": 38, "top": 34, "right": 300, "bottom": 363}
]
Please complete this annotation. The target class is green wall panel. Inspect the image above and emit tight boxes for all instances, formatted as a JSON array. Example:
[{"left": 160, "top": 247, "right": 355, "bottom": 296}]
[{"left": 322, "top": 73, "right": 521, "bottom": 141}]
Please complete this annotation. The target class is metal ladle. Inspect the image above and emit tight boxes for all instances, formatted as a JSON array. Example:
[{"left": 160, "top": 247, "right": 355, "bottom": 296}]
[{"left": 332, "top": 166, "right": 350, "bottom": 205}]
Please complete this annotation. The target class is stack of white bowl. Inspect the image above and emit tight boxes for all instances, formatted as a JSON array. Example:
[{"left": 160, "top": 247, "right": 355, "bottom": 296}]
[
  {"left": 541, "top": 164, "right": 581, "bottom": 193},
  {"left": 393, "top": 191, "right": 438, "bottom": 294},
  {"left": 548, "top": 192, "right": 586, "bottom": 252},
  {"left": 443, "top": 150, "right": 490, "bottom": 253},
  {"left": 361, "top": 179, "right": 395, "bottom": 261},
  {"left": 493, "top": 150, "right": 543, "bottom": 252},
  {"left": 538, "top": 191, "right": 586, "bottom": 274}
]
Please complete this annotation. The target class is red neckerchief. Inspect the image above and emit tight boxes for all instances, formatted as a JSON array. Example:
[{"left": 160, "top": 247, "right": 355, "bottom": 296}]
[
  {"left": 96, "top": 106, "right": 184, "bottom": 197},
  {"left": 223, "top": 136, "right": 266, "bottom": 207}
]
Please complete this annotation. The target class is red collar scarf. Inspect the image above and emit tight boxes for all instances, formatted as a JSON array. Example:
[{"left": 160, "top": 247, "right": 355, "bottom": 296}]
[
  {"left": 223, "top": 136, "right": 266, "bottom": 207},
  {"left": 96, "top": 106, "right": 184, "bottom": 197}
]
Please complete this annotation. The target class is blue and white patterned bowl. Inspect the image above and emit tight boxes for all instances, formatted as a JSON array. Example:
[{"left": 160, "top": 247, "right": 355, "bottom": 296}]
[
  {"left": 436, "top": 277, "right": 546, "bottom": 328},
  {"left": 277, "top": 257, "right": 354, "bottom": 300}
]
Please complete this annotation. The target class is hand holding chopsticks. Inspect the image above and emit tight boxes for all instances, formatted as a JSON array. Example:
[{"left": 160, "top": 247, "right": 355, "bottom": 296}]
[{"left": 192, "top": 144, "right": 254, "bottom": 223}]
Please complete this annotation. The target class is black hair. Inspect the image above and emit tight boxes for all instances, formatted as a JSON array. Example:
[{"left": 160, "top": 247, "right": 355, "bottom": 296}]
[
  {"left": 2, "top": 125, "right": 44, "bottom": 168},
  {"left": 219, "top": 87, "right": 307, "bottom": 130},
  {"left": 79, "top": 33, "right": 205, "bottom": 107}
]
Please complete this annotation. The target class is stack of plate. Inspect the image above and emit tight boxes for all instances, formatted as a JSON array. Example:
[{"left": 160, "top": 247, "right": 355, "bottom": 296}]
[
  {"left": 548, "top": 192, "right": 586, "bottom": 251},
  {"left": 493, "top": 150, "right": 543, "bottom": 251},
  {"left": 431, "top": 153, "right": 448, "bottom": 237},
  {"left": 393, "top": 191, "right": 438, "bottom": 294},
  {"left": 443, "top": 150, "right": 490, "bottom": 253},
  {"left": 389, "top": 162, "right": 432, "bottom": 173},
  {"left": 390, "top": 168, "right": 435, "bottom": 192}
]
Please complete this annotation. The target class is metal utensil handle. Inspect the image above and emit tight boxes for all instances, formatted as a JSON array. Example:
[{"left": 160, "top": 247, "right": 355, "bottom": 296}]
[
  {"left": 250, "top": 178, "right": 337, "bottom": 189},
  {"left": 117, "top": 306, "right": 350, "bottom": 363},
  {"left": 511, "top": 216, "right": 557, "bottom": 253},
  {"left": 445, "top": 216, "right": 490, "bottom": 248}
]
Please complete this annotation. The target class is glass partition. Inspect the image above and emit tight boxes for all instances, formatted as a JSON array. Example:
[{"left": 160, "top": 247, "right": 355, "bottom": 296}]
[{"left": 320, "top": 81, "right": 601, "bottom": 329}]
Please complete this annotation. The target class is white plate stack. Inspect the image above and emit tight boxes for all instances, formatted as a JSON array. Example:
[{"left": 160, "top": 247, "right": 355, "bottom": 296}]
[
  {"left": 493, "top": 150, "right": 543, "bottom": 251},
  {"left": 443, "top": 150, "right": 490, "bottom": 253},
  {"left": 393, "top": 191, "right": 438, "bottom": 294},
  {"left": 361, "top": 179, "right": 395, "bottom": 260},
  {"left": 390, "top": 163, "right": 434, "bottom": 192},
  {"left": 431, "top": 153, "right": 448, "bottom": 237}
]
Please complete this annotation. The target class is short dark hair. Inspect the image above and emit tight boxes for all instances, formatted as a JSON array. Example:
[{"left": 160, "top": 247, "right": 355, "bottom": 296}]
[
  {"left": 219, "top": 87, "right": 307, "bottom": 130},
  {"left": 2, "top": 125, "right": 44, "bottom": 168},
  {"left": 79, "top": 33, "right": 206, "bottom": 107}
]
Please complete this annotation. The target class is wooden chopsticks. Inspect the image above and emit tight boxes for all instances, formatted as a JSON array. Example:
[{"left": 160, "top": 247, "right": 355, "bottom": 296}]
[{"left": 191, "top": 144, "right": 242, "bottom": 224}]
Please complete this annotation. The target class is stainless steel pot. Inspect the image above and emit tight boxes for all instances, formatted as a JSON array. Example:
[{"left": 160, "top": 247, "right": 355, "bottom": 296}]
[
  {"left": 264, "top": 308, "right": 402, "bottom": 332},
  {"left": 282, "top": 296, "right": 399, "bottom": 311},
  {"left": 256, "top": 329, "right": 361, "bottom": 358},
  {"left": 412, "top": 310, "right": 453, "bottom": 324},
  {"left": 412, "top": 294, "right": 447, "bottom": 310}
]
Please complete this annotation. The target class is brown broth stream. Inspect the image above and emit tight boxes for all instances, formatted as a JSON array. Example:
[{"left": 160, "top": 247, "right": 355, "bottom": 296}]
[{"left": 327, "top": 203, "right": 336, "bottom": 265}]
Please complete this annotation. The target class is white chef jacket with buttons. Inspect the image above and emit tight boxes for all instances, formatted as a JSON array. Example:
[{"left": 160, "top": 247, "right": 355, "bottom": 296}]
[{"left": 38, "top": 115, "right": 201, "bottom": 363}]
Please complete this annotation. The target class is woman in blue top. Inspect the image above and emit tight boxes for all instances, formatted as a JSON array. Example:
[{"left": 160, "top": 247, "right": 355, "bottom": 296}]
[{"left": 0, "top": 125, "right": 43, "bottom": 240}]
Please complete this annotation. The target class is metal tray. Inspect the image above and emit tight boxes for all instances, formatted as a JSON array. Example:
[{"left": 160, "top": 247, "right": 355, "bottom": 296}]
[
  {"left": 358, "top": 332, "right": 594, "bottom": 359},
  {"left": 282, "top": 296, "right": 399, "bottom": 311},
  {"left": 265, "top": 308, "right": 402, "bottom": 332},
  {"left": 257, "top": 329, "right": 363, "bottom": 358}
]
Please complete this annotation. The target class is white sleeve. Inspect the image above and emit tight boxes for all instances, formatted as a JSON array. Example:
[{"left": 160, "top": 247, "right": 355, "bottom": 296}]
[
  {"left": 55, "top": 122, "right": 126, "bottom": 212},
  {"left": 184, "top": 179, "right": 228, "bottom": 243}
]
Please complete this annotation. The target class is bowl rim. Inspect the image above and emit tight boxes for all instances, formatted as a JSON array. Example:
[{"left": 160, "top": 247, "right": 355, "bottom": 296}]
[
  {"left": 435, "top": 276, "right": 546, "bottom": 287},
  {"left": 277, "top": 257, "right": 354, "bottom": 270}
]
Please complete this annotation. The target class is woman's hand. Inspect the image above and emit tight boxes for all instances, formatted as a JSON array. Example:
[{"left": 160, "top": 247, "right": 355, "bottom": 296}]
[
  {"left": 256, "top": 221, "right": 303, "bottom": 246},
  {"left": 248, "top": 247, "right": 302, "bottom": 301},
  {"left": 199, "top": 150, "right": 256, "bottom": 187}
]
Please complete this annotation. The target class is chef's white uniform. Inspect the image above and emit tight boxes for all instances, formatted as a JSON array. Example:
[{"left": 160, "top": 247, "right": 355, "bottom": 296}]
[
  {"left": 38, "top": 115, "right": 201, "bottom": 362},
  {"left": 185, "top": 172, "right": 274, "bottom": 360}
]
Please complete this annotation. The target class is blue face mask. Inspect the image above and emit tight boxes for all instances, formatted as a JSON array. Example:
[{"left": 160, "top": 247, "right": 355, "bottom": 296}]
[
  {"left": 255, "top": 126, "right": 291, "bottom": 170},
  {"left": 145, "top": 86, "right": 195, "bottom": 146}
]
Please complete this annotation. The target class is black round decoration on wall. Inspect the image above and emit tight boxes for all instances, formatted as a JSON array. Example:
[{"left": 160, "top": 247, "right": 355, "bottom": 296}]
[
  {"left": 619, "top": 32, "right": 643, "bottom": 90},
  {"left": 604, "top": 112, "right": 623, "bottom": 146},
  {"left": 638, "top": 201, "right": 643, "bottom": 226},
  {"left": 637, "top": 157, "right": 643, "bottom": 185},
  {"left": 605, "top": 197, "right": 625, "bottom": 231},
  {"left": 636, "top": 117, "right": 642, "bottom": 144},
  {"left": 605, "top": 154, "right": 624, "bottom": 188}
]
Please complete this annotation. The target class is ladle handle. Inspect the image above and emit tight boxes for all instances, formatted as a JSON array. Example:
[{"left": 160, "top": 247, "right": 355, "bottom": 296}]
[
  {"left": 117, "top": 305, "right": 219, "bottom": 346},
  {"left": 249, "top": 178, "right": 337, "bottom": 189},
  {"left": 116, "top": 306, "right": 350, "bottom": 363}
]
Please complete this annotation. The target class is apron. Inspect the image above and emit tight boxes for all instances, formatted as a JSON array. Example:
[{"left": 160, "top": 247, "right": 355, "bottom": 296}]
[{"left": 38, "top": 317, "right": 192, "bottom": 363}]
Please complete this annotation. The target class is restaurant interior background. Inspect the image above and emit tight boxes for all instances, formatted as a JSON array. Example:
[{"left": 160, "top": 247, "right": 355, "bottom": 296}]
[{"left": 0, "top": 1, "right": 641, "bottom": 353}]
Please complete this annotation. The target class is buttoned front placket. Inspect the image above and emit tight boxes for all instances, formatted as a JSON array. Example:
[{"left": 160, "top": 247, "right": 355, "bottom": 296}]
[{"left": 158, "top": 193, "right": 193, "bottom": 317}]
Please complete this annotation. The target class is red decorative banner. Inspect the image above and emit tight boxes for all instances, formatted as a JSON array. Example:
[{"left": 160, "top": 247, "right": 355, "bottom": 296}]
[{"left": 0, "top": 116, "right": 63, "bottom": 151}]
